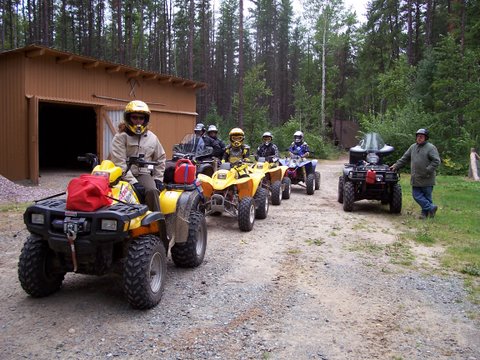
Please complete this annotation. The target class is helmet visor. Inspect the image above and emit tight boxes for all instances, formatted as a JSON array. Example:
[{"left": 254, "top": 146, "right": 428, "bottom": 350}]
[{"left": 231, "top": 135, "right": 244, "bottom": 142}]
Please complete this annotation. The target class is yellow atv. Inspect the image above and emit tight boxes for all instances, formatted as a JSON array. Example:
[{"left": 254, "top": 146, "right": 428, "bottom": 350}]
[
  {"left": 250, "top": 156, "right": 290, "bottom": 205},
  {"left": 19, "top": 153, "right": 207, "bottom": 309},
  {"left": 198, "top": 160, "right": 268, "bottom": 231}
]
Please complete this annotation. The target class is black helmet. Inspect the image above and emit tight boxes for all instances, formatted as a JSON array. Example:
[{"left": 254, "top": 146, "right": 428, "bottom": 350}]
[{"left": 416, "top": 128, "right": 429, "bottom": 140}]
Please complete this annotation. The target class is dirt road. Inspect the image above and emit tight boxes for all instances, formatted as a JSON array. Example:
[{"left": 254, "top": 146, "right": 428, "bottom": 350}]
[{"left": 1, "top": 159, "right": 479, "bottom": 359}]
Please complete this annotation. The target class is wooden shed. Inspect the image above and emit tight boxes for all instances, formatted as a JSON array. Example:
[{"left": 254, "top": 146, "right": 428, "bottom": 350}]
[{"left": 0, "top": 45, "right": 206, "bottom": 184}]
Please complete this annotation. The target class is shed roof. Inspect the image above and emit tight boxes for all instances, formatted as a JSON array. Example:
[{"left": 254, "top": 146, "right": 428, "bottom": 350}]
[{"left": 0, "top": 44, "right": 207, "bottom": 90}]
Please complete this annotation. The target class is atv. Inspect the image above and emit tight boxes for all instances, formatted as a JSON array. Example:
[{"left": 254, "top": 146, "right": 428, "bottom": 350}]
[
  {"left": 164, "top": 133, "right": 216, "bottom": 183},
  {"left": 279, "top": 155, "right": 320, "bottom": 195},
  {"left": 250, "top": 156, "right": 290, "bottom": 205},
  {"left": 197, "top": 159, "right": 268, "bottom": 232},
  {"left": 338, "top": 132, "right": 402, "bottom": 213},
  {"left": 19, "top": 153, "right": 207, "bottom": 309}
]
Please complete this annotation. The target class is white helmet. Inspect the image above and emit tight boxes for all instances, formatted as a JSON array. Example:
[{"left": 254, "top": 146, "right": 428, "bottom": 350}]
[
  {"left": 294, "top": 131, "right": 304, "bottom": 144},
  {"left": 207, "top": 125, "right": 218, "bottom": 133},
  {"left": 262, "top": 131, "right": 273, "bottom": 145}
]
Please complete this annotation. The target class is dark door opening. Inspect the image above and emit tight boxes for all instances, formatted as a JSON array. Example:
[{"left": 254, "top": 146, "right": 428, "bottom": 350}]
[{"left": 39, "top": 102, "right": 97, "bottom": 170}]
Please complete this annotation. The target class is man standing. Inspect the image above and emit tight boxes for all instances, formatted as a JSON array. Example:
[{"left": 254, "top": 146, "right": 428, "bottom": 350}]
[{"left": 390, "top": 128, "right": 441, "bottom": 219}]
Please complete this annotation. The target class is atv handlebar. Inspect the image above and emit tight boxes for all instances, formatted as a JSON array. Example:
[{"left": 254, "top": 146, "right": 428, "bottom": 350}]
[
  {"left": 77, "top": 153, "right": 99, "bottom": 168},
  {"left": 127, "top": 155, "right": 159, "bottom": 167}
]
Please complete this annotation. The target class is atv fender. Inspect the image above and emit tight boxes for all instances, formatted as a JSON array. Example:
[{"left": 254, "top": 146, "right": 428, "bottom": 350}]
[
  {"left": 236, "top": 176, "right": 255, "bottom": 199},
  {"left": 159, "top": 189, "right": 183, "bottom": 214},
  {"left": 198, "top": 174, "right": 214, "bottom": 197},
  {"left": 174, "top": 191, "right": 203, "bottom": 244},
  {"left": 140, "top": 211, "right": 169, "bottom": 253},
  {"left": 268, "top": 165, "right": 288, "bottom": 183}
]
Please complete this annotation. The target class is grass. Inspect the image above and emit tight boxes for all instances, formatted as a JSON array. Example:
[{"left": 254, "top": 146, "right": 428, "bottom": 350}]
[{"left": 397, "top": 174, "right": 480, "bottom": 302}]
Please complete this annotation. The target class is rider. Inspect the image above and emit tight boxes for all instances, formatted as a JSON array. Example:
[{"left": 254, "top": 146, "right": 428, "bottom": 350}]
[
  {"left": 289, "top": 131, "right": 310, "bottom": 158},
  {"left": 192, "top": 123, "right": 206, "bottom": 154},
  {"left": 222, "top": 128, "right": 250, "bottom": 164},
  {"left": 256, "top": 131, "right": 279, "bottom": 162},
  {"left": 204, "top": 125, "right": 226, "bottom": 158},
  {"left": 110, "top": 100, "right": 166, "bottom": 212}
]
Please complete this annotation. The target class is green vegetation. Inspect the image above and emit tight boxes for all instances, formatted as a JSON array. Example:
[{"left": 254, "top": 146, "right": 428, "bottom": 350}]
[{"left": 398, "top": 175, "right": 480, "bottom": 302}]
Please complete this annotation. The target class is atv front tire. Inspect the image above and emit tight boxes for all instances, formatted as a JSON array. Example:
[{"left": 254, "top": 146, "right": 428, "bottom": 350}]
[
  {"left": 271, "top": 180, "right": 282, "bottom": 205},
  {"left": 337, "top": 176, "right": 344, "bottom": 203},
  {"left": 124, "top": 235, "right": 167, "bottom": 309},
  {"left": 306, "top": 173, "right": 315, "bottom": 195},
  {"left": 343, "top": 181, "right": 355, "bottom": 212},
  {"left": 171, "top": 211, "right": 207, "bottom": 268},
  {"left": 18, "top": 234, "right": 65, "bottom": 297},
  {"left": 238, "top": 197, "right": 255, "bottom": 232},
  {"left": 254, "top": 187, "right": 269, "bottom": 219},
  {"left": 282, "top": 177, "right": 291, "bottom": 199},
  {"left": 315, "top": 171, "right": 321, "bottom": 190},
  {"left": 389, "top": 183, "right": 402, "bottom": 214}
]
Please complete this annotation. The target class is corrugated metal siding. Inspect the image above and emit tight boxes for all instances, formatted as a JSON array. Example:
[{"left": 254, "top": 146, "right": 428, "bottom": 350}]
[
  {"left": 24, "top": 55, "right": 197, "bottom": 113},
  {"left": 0, "top": 53, "right": 28, "bottom": 180},
  {"left": 102, "top": 109, "right": 124, "bottom": 159}
]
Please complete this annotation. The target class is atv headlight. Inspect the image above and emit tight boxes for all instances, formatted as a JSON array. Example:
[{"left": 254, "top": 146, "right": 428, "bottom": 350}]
[
  {"left": 101, "top": 219, "right": 117, "bottom": 231},
  {"left": 31, "top": 213, "right": 45, "bottom": 225}
]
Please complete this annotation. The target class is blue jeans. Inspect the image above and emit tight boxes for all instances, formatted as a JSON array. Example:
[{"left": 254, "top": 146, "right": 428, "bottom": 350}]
[{"left": 412, "top": 186, "right": 434, "bottom": 214}]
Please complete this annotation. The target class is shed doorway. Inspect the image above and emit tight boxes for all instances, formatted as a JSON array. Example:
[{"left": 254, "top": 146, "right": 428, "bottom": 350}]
[{"left": 39, "top": 102, "right": 97, "bottom": 171}]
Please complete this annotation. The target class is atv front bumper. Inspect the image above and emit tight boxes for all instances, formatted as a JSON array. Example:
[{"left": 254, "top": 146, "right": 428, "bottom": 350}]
[{"left": 24, "top": 199, "right": 148, "bottom": 255}]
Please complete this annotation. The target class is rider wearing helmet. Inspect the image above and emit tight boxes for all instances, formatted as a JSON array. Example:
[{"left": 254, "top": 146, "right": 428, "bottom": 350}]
[
  {"left": 289, "top": 130, "right": 310, "bottom": 157},
  {"left": 222, "top": 128, "right": 250, "bottom": 164},
  {"left": 204, "top": 124, "right": 226, "bottom": 158},
  {"left": 256, "top": 131, "right": 279, "bottom": 161},
  {"left": 390, "top": 128, "right": 441, "bottom": 219},
  {"left": 192, "top": 123, "right": 206, "bottom": 153},
  {"left": 110, "top": 100, "right": 166, "bottom": 212}
]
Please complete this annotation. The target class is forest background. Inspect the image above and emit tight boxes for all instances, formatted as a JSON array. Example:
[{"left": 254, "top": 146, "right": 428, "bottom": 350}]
[{"left": 0, "top": 0, "right": 479, "bottom": 173}]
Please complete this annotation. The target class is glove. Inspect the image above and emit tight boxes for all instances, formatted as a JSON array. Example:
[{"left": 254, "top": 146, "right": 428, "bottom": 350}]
[{"left": 155, "top": 179, "right": 165, "bottom": 191}]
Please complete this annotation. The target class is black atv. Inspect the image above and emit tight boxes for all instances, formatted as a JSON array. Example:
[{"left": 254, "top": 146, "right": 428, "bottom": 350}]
[
  {"left": 164, "top": 133, "right": 216, "bottom": 183},
  {"left": 338, "top": 133, "right": 402, "bottom": 213}
]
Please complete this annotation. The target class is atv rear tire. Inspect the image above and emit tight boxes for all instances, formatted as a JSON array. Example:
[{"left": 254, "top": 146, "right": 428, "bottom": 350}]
[
  {"left": 254, "top": 187, "right": 269, "bottom": 219},
  {"left": 337, "top": 176, "right": 344, "bottom": 203},
  {"left": 238, "top": 197, "right": 255, "bottom": 232},
  {"left": 343, "top": 181, "right": 355, "bottom": 212},
  {"left": 306, "top": 173, "right": 315, "bottom": 195},
  {"left": 18, "top": 234, "right": 65, "bottom": 297},
  {"left": 315, "top": 171, "right": 321, "bottom": 190},
  {"left": 124, "top": 234, "right": 167, "bottom": 309},
  {"left": 271, "top": 180, "right": 282, "bottom": 205},
  {"left": 282, "top": 177, "right": 291, "bottom": 199},
  {"left": 389, "top": 183, "right": 402, "bottom": 214},
  {"left": 171, "top": 211, "right": 207, "bottom": 268}
]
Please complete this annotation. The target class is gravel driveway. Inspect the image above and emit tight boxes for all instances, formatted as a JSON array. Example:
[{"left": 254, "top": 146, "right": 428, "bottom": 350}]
[{"left": 0, "top": 160, "right": 479, "bottom": 359}]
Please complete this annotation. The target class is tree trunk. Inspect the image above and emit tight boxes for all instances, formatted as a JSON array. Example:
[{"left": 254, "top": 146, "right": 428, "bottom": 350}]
[{"left": 238, "top": 0, "right": 244, "bottom": 128}]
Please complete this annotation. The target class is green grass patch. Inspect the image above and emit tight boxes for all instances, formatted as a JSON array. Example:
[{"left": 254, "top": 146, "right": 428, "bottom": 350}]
[
  {"left": 347, "top": 240, "right": 384, "bottom": 254},
  {"left": 305, "top": 238, "right": 324, "bottom": 246},
  {"left": 398, "top": 174, "right": 480, "bottom": 301},
  {"left": 385, "top": 240, "right": 415, "bottom": 266}
]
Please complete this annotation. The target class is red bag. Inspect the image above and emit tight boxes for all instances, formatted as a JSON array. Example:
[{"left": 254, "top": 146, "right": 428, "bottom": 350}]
[
  {"left": 66, "top": 174, "right": 112, "bottom": 211},
  {"left": 174, "top": 159, "right": 196, "bottom": 184}
]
